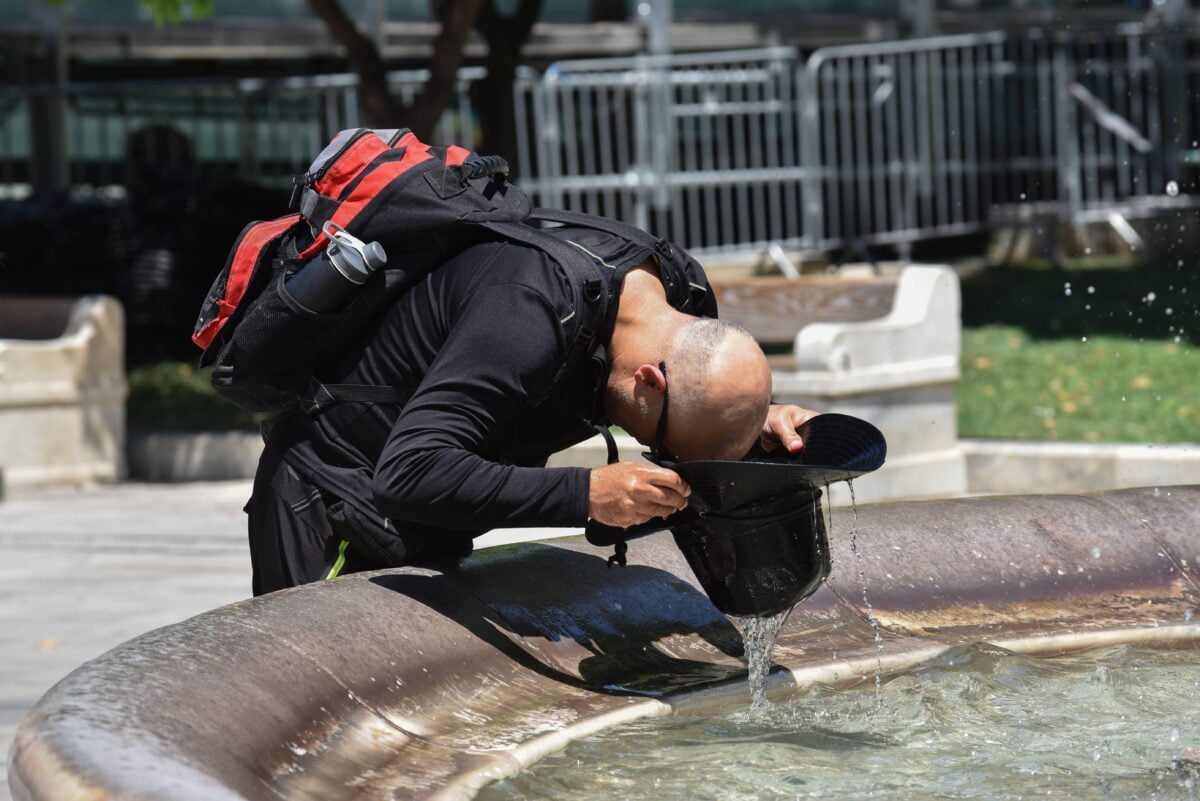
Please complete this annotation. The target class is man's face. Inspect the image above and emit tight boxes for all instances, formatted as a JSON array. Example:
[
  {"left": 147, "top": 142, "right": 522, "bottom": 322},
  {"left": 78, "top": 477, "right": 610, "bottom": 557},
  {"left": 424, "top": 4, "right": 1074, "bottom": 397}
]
[{"left": 660, "top": 420, "right": 760, "bottom": 463}]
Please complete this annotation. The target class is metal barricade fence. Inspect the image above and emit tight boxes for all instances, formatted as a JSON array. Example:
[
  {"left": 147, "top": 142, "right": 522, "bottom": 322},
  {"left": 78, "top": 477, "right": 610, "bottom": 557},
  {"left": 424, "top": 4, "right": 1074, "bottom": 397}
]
[
  {"left": 2, "top": 33, "right": 1198, "bottom": 254},
  {"left": 522, "top": 29, "right": 1198, "bottom": 256},
  {"left": 0, "top": 67, "right": 486, "bottom": 192},
  {"left": 516, "top": 47, "right": 811, "bottom": 256}
]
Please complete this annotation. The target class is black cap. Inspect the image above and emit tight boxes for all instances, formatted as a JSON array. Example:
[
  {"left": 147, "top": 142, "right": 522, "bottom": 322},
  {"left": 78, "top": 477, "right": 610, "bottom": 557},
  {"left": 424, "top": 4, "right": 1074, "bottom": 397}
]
[
  {"left": 585, "top": 413, "right": 886, "bottom": 545},
  {"left": 672, "top": 412, "right": 887, "bottom": 515}
]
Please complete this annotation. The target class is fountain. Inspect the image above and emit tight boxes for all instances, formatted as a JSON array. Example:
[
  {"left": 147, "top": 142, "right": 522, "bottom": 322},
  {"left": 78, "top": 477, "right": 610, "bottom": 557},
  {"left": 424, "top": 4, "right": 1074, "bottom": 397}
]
[{"left": 8, "top": 486, "right": 1198, "bottom": 801}]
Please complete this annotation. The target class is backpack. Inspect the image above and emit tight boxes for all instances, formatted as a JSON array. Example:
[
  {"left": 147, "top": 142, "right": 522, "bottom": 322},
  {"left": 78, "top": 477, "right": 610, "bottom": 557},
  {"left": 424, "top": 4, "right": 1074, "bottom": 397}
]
[
  {"left": 193, "top": 127, "right": 710, "bottom": 419},
  {"left": 191, "top": 127, "right": 558, "bottom": 413},
  {"left": 192, "top": 128, "right": 714, "bottom": 568}
]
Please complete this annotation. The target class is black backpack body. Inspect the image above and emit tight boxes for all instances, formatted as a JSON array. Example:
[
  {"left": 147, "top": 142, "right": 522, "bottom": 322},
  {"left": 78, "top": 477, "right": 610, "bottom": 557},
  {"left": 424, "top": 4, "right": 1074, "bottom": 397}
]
[{"left": 192, "top": 128, "right": 715, "bottom": 568}]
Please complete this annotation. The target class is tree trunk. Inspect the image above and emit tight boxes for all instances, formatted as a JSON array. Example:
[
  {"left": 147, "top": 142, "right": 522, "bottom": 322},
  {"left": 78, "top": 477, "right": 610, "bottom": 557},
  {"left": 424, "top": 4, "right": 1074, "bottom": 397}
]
[
  {"left": 307, "top": 0, "right": 404, "bottom": 127},
  {"left": 408, "top": 0, "right": 487, "bottom": 138},
  {"left": 307, "top": 0, "right": 485, "bottom": 137},
  {"left": 474, "top": 0, "right": 543, "bottom": 175}
]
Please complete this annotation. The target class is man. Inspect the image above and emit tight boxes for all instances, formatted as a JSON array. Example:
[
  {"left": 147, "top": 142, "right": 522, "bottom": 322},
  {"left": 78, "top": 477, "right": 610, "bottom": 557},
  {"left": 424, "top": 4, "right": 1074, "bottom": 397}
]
[{"left": 247, "top": 222, "right": 817, "bottom": 595}]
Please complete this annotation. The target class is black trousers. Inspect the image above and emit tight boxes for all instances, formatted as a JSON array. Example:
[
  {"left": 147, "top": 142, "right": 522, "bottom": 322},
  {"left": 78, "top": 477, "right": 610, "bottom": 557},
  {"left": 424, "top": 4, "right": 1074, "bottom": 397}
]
[{"left": 246, "top": 444, "right": 375, "bottom": 596}]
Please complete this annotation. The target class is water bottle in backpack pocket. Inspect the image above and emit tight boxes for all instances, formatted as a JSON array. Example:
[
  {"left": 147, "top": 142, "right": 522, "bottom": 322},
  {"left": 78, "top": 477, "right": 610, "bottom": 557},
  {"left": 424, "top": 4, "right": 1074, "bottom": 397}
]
[{"left": 191, "top": 127, "right": 528, "bottom": 414}]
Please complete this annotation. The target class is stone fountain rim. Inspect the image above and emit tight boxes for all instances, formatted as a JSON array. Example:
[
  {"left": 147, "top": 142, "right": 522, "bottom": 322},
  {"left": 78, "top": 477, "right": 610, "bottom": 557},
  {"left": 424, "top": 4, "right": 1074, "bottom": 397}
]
[{"left": 9, "top": 486, "right": 1200, "bottom": 801}]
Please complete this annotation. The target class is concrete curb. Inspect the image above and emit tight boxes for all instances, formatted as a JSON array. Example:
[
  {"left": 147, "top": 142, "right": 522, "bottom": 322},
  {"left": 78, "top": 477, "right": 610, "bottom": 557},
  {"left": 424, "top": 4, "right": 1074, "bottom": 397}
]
[
  {"left": 9, "top": 487, "right": 1200, "bottom": 801},
  {"left": 126, "top": 430, "right": 264, "bottom": 482},
  {"left": 964, "top": 439, "right": 1200, "bottom": 495},
  {"left": 128, "top": 430, "right": 1200, "bottom": 500},
  {"left": 125, "top": 429, "right": 649, "bottom": 482}
]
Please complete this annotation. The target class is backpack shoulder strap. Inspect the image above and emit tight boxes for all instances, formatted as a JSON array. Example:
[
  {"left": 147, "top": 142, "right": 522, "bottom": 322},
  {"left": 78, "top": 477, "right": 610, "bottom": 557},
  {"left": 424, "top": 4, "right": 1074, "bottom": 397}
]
[
  {"left": 526, "top": 208, "right": 706, "bottom": 314},
  {"left": 527, "top": 208, "right": 659, "bottom": 248},
  {"left": 479, "top": 219, "right": 617, "bottom": 398}
]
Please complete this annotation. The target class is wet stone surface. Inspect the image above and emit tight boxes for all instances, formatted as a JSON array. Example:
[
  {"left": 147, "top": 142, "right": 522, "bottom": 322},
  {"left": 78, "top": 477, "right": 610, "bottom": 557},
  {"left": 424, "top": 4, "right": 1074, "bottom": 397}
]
[{"left": 0, "top": 481, "right": 254, "bottom": 801}]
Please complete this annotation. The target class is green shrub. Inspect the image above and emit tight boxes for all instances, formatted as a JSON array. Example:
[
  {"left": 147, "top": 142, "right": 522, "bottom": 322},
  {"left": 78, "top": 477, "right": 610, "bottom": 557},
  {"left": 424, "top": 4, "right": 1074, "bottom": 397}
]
[{"left": 127, "top": 361, "right": 262, "bottom": 432}]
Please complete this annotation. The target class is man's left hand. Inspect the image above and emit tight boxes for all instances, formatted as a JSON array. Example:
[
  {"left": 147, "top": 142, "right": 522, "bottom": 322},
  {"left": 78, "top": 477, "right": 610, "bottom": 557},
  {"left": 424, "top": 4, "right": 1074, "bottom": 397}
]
[{"left": 760, "top": 404, "right": 821, "bottom": 453}]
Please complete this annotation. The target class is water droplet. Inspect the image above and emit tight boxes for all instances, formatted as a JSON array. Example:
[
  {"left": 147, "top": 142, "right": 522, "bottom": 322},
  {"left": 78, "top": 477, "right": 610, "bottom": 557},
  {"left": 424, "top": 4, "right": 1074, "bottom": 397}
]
[
  {"left": 1166, "top": 307, "right": 1174, "bottom": 315},
  {"left": 1081, "top": 336, "right": 1088, "bottom": 342},
  {"left": 1186, "top": 608, "right": 1195, "bottom": 623},
  {"left": 1153, "top": 487, "right": 1162, "bottom": 497},
  {"left": 1146, "top": 292, "right": 1158, "bottom": 303},
  {"left": 1166, "top": 180, "right": 1180, "bottom": 196},
  {"left": 1064, "top": 282, "right": 1073, "bottom": 297},
  {"left": 1171, "top": 727, "right": 1181, "bottom": 742},
  {"left": 1092, "top": 547, "right": 1102, "bottom": 558},
  {"left": 1087, "top": 286, "right": 1096, "bottom": 294}
]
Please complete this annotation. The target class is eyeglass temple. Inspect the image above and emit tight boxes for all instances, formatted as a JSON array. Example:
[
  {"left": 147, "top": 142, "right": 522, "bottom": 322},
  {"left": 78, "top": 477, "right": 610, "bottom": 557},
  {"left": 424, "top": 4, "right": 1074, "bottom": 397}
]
[{"left": 653, "top": 360, "right": 669, "bottom": 456}]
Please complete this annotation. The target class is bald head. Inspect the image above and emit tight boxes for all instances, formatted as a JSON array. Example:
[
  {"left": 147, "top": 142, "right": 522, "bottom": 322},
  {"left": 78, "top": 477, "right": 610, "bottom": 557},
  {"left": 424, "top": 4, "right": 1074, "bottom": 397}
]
[{"left": 663, "top": 318, "right": 771, "bottom": 461}]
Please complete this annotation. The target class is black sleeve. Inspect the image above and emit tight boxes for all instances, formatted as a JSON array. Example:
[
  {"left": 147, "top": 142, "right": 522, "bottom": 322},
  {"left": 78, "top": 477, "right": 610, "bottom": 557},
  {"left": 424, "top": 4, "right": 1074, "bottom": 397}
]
[{"left": 371, "top": 280, "right": 591, "bottom": 530}]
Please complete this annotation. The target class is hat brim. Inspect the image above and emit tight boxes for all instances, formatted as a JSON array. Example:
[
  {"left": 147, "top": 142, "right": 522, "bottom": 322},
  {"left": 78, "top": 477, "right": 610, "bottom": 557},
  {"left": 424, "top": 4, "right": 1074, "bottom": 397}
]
[
  {"left": 671, "top": 413, "right": 887, "bottom": 515},
  {"left": 584, "top": 413, "right": 886, "bottom": 546}
]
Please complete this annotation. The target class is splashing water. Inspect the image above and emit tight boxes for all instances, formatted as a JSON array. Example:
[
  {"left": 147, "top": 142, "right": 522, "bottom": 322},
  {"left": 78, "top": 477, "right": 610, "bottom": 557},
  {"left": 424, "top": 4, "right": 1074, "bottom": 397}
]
[
  {"left": 731, "top": 609, "right": 790, "bottom": 709},
  {"left": 846, "top": 480, "right": 885, "bottom": 701},
  {"left": 480, "top": 645, "right": 1200, "bottom": 801}
]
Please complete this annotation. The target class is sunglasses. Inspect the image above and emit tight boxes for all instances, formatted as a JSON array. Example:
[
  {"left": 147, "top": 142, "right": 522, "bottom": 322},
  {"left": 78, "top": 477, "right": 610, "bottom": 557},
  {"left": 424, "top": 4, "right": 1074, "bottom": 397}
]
[{"left": 647, "top": 360, "right": 675, "bottom": 465}]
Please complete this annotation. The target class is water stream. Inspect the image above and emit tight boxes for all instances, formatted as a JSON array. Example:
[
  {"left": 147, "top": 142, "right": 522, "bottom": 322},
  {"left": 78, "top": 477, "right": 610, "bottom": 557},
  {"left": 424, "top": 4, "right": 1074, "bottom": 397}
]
[
  {"left": 845, "top": 479, "right": 886, "bottom": 699},
  {"left": 732, "top": 481, "right": 883, "bottom": 710},
  {"left": 730, "top": 609, "right": 791, "bottom": 708}
]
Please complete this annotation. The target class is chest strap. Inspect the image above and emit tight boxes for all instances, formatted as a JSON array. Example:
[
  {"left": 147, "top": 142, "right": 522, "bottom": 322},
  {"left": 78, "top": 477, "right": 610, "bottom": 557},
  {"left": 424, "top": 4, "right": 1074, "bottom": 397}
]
[{"left": 302, "top": 380, "right": 414, "bottom": 414}]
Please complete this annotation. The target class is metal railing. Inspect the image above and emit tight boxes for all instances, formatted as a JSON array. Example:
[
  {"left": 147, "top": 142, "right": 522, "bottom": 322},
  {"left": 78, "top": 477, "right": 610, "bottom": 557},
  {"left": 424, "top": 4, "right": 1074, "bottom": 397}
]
[
  {"left": 522, "top": 29, "right": 1199, "bottom": 256},
  {"left": 0, "top": 67, "right": 487, "bottom": 191},
  {"left": 2, "top": 29, "right": 1198, "bottom": 256},
  {"left": 516, "top": 48, "right": 811, "bottom": 255}
]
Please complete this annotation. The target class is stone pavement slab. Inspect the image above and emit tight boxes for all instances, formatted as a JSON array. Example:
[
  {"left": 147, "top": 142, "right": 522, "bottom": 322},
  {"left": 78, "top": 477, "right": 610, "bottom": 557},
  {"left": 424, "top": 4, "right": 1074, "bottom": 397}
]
[
  {"left": 0, "top": 481, "right": 254, "bottom": 801},
  {"left": 0, "top": 480, "right": 580, "bottom": 801}
]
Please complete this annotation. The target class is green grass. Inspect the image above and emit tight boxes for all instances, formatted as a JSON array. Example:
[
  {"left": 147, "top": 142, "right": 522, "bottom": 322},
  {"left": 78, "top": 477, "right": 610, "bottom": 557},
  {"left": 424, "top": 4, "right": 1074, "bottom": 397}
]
[
  {"left": 957, "top": 256, "right": 1200, "bottom": 443},
  {"left": 127, "top": 361, "right": 262, "bottom": 432},
  {"left": 126, "top": 260, "right": 1200, "bottom": 443},
  {"left": 958, "top": 327, "right": 1200, "bottom": 443}
]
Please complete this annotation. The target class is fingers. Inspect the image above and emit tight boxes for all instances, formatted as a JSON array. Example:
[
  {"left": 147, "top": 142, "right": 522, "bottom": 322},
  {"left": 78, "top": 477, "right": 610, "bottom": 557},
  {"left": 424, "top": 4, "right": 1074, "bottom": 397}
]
[
  {"left": 641, "top": 465, "right": 691, "bottom": 497},
  {"left": 761, "top": 405, "right": 822, "bottom": 454},
  {"left": 588, "top": 462, "right": 692, "bottom": 528},
  {"left": 633, "top": 467, "right": 690, "bottom": 511}
]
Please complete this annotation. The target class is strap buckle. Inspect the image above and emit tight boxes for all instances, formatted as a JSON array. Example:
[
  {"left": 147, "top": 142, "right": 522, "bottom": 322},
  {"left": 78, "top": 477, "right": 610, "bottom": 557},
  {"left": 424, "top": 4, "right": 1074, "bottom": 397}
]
[{"left": 288, "top": 175, "right": 309, "bottom": 212}]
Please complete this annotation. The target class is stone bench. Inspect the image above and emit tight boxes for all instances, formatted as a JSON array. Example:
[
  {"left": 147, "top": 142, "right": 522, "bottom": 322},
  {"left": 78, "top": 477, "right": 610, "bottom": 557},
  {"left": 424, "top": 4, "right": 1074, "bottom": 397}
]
[
  {"left": 0, "top": 295, "right": 127, "bottom": 486},
  {"left": 711, "top": 266, "right": 966, "bottom": 503}
]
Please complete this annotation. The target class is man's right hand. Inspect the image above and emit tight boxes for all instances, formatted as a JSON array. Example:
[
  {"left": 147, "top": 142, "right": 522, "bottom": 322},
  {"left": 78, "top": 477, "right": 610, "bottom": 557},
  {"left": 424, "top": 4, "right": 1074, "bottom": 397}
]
[{"left": 588, "top": 462, "right": 691, "bottom": 528}]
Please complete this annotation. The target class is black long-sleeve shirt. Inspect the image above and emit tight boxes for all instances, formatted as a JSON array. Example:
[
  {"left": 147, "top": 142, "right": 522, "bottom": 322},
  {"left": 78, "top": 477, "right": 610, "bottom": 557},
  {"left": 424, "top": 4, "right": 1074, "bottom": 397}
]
[{"left": 265, "top": 226, "right": 714, "bottom": 542}]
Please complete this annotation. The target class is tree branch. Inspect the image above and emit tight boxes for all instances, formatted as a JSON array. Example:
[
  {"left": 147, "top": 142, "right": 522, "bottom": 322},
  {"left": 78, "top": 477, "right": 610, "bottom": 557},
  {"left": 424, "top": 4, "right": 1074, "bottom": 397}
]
[
  {"left": 476, "top": 0, "right": 542, "bottom": 39},
  {"left": 473, "top": 0, "right": 543, "bottom": 164},
  {"left": 406, "top": 0, "right": 486, "bottom": 138},
  {"left": 306, "top": 0, "right": 403, "bottom": 126}
]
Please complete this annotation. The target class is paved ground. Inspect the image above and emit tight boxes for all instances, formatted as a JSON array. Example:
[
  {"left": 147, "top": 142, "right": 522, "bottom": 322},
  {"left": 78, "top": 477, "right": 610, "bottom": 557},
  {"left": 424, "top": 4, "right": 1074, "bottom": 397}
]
[
  {"left": 0, "top": 480, "right": 573, "bottom": 801},
  {"left": 0, "top": 481, "right": 253, "bottom": 801}
]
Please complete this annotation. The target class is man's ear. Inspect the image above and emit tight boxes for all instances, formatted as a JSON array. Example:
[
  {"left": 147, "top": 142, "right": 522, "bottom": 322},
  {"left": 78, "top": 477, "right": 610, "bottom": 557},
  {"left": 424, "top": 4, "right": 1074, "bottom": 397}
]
[{"left": 632, "top": 363, "right": 667, "bottom": 392}]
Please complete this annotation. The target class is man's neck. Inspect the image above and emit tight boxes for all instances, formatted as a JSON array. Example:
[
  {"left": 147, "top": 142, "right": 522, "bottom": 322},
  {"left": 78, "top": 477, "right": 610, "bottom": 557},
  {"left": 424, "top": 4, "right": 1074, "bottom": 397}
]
[{"left": 608, "top": 264, "right": 680, "bottom": 374}]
